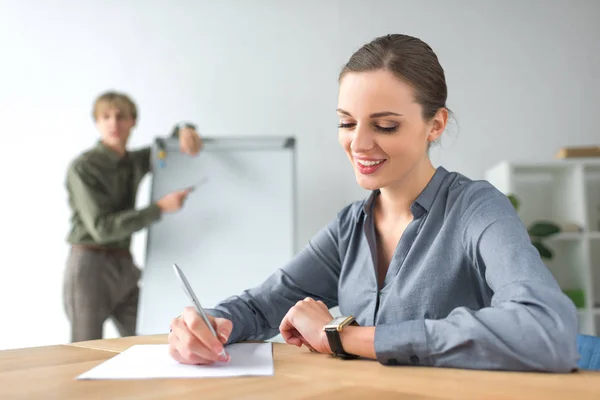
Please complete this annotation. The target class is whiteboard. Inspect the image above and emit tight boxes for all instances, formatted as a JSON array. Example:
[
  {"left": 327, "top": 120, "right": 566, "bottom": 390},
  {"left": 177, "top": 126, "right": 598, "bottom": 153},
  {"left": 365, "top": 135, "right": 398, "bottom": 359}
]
[{"left": 137, "top": 136, "right": 296, "bottom": 335}]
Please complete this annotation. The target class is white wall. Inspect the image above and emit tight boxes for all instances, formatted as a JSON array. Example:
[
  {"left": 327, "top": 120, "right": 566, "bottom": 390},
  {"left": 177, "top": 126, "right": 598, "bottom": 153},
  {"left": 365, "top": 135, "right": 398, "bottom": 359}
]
[{"left": 0, "top": 0, "right": 598, "bottom": 350}]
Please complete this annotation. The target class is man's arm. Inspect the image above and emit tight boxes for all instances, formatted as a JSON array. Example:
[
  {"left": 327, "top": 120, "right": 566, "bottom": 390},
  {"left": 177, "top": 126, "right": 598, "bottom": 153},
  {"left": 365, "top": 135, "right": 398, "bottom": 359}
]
[
  {"left": 67, "top": 161, "right": 162, "bottom": 244},
  {"left": 370, "top": 187, "right": 579, "bottom": 372},
  {"left": 206, "top": 216, "right": 343, "bottom": 343}
]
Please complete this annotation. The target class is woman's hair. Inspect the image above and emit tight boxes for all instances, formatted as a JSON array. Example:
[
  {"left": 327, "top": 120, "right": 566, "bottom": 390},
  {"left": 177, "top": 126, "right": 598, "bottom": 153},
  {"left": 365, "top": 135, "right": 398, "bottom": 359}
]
[{"left": 339, "top": 34, "right": 448, "bottom": 122}]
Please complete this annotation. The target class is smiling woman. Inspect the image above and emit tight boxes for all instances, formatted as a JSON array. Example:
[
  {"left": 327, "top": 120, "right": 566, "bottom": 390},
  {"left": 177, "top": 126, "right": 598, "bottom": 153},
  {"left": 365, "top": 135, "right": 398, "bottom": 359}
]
[
  {"left": 168, "top": 33, "right": 580, "bottom": 373},
  {"left": 336, "top": 35, "right": 448, "bottom": 194}
]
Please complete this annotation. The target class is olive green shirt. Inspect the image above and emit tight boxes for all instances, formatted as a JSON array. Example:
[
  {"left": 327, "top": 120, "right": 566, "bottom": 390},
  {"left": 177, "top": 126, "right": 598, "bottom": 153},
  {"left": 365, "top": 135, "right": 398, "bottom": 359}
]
[{"left": 65, "top": 141, "right": 161, "bottom": 249}]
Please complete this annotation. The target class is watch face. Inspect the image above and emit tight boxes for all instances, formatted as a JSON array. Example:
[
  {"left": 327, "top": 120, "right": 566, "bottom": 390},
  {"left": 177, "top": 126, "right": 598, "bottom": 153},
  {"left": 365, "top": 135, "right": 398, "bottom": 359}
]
[
  {"left": 330, "top": 316, "right": 350, "bottom": 326},
  {"left": 323, "top": 316, "right": 355, "bottom": 331}
]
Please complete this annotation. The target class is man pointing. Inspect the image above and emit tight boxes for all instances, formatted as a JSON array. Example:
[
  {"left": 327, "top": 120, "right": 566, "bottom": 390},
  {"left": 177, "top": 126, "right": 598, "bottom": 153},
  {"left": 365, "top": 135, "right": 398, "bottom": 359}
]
[{"left": 63, "top": 90, "right": 202, "bottom": 342}]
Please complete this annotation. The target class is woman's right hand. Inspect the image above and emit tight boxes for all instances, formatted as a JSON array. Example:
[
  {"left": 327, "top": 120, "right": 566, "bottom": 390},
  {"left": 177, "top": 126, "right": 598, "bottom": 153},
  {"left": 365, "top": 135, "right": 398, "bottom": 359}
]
[{"left": 168, "top": 306, "right": 233, "bottom": 364}]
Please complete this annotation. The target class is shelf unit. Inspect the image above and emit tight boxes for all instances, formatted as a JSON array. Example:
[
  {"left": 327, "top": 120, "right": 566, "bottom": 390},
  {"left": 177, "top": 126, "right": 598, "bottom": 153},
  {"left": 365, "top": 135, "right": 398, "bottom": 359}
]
[{"left": 485, "top": 159, "right": 600, "bottom": 336}]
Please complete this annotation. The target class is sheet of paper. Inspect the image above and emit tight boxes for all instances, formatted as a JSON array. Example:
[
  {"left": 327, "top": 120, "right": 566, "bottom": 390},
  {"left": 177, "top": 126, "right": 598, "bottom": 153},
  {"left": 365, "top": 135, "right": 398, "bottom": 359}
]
[{"left": 77, "top": 343, "right": 273, "bottom": 380}]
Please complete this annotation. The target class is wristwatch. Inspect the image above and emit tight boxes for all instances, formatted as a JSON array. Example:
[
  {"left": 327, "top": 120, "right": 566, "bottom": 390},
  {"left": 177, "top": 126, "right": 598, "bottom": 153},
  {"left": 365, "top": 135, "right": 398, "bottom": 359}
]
[{"left": 323, "top": 316, "right": 359, "bottom": 359}]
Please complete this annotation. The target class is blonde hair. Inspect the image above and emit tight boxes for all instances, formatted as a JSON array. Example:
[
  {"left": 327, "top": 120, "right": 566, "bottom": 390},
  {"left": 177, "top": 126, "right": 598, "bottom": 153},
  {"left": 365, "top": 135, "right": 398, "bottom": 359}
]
[{"left": 92, "top": 91, "right": 137, "bottom": 121}]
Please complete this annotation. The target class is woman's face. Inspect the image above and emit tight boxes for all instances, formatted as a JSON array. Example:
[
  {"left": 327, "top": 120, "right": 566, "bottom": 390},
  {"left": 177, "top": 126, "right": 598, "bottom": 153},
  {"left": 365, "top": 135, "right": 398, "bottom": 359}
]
[{"left": 337, "top": 69, "right": 446, "bottom": 192}]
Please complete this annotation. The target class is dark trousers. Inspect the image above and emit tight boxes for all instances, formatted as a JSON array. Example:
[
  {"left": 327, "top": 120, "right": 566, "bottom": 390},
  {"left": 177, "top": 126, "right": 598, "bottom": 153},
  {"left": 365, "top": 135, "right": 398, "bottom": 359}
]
[{"left": 62, "top": 246, "right": 141, "bottom": 342}]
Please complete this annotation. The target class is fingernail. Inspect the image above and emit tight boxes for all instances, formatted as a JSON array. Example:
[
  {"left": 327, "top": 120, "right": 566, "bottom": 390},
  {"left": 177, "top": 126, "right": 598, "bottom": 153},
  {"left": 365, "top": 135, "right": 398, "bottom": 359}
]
[
  {"left": 219, "top": 350, "right": 230, "bottom": 362},
  {"left": 219, "top": 333, "right": 229, "bottom": 343}
]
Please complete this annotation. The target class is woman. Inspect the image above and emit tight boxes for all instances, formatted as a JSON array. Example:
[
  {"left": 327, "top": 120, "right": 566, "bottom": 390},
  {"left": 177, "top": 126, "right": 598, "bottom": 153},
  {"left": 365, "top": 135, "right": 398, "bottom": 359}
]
[{"left": 168, "top": 34, "right": 579, "bottom": 372}]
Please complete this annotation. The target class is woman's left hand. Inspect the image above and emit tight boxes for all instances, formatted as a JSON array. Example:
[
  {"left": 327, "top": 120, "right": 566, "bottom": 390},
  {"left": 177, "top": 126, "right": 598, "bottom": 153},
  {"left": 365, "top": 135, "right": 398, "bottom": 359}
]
[{"left": 279, "top": 297, "right": 333, "bottom": 354}]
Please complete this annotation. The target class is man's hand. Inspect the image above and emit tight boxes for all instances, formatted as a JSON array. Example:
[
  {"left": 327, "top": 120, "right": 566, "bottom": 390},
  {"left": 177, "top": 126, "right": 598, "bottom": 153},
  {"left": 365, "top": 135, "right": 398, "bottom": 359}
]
[
  {"left": 179, "top": 127, "right": 203, "bottom": 156},
  {"left": 279, "top": 297, "right": 333, "bottom": 354},
  {"left": 157, "top": 189, "right": 191, "bottom": 213}
]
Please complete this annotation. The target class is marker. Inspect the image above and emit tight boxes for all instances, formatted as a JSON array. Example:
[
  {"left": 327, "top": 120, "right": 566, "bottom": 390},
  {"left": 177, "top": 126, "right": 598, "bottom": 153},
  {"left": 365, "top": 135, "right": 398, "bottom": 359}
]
[
  {"left": 172, "top": 263, "right": 228, "bottom": 360},
  {"left": 187, "top": 176, "right": 209, "bottom": 192}
]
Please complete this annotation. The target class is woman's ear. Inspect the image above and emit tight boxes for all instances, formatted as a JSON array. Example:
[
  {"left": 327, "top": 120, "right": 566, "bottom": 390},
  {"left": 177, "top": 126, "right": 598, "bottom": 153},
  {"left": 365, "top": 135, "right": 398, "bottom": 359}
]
[{"left": 428, "top": 108, "right": 448, "bottom": 142}]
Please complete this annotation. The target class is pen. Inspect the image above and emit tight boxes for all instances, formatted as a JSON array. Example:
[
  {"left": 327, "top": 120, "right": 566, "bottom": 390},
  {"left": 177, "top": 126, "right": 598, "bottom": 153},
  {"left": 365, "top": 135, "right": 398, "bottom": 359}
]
[{"left": 172, "top": 263, "right": 228, "bottom": 359}]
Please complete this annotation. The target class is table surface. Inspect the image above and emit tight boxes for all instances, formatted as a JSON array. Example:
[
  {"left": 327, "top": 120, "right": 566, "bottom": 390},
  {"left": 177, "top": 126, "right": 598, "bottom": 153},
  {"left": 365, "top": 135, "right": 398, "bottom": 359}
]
[{"left": 1, "top": 334, "right": 599, "bottom": 399}]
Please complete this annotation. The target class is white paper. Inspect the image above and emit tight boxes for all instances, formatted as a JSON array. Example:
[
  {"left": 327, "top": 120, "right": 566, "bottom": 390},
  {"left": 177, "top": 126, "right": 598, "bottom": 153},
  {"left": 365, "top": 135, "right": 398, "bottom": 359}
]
[{"left": 77, "top": 343, "right": 273, "bottom": 380}]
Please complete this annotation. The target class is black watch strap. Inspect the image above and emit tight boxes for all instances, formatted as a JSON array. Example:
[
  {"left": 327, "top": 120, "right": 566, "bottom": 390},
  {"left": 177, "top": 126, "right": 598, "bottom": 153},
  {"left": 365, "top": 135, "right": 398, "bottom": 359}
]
[{"left": 325, "top": 322, "right": 359, "bottom": 359}]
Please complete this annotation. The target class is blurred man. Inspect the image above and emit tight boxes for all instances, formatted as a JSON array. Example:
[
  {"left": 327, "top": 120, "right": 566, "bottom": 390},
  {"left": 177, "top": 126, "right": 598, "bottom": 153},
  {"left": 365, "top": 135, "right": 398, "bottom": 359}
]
[{"left": 63, "top": 90, "right": 203, "bottom": 342}]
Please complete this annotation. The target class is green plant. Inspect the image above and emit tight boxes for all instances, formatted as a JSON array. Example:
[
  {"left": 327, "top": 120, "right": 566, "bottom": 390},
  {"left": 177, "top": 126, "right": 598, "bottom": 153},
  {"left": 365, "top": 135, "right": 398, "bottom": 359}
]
[{"left": 507, "top": 194, "right": 561, "bottom": 259}]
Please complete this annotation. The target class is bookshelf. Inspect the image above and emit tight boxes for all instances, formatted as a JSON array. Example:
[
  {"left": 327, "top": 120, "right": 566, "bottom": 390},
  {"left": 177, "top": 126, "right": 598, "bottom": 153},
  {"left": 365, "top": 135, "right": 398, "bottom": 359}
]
[{"left": 485, "top": 159, "right": 600, "bottom": 336}]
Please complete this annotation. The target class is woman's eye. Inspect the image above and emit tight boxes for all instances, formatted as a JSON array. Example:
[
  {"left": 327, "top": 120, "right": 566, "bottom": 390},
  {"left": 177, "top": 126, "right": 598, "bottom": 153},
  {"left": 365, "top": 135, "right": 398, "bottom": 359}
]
[
  {"left": 375, "top": 125, "right": 399, "bottom": 133},
  {"left": 338, "top": 121, "right": 398, "bottom": 133}
]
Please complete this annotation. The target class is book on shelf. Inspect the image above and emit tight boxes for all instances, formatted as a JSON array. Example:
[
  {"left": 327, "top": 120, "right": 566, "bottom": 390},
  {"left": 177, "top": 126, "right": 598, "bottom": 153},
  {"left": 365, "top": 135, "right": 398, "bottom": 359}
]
[{"left": 555, "top": 146, "right": 600, "bottom": 159}]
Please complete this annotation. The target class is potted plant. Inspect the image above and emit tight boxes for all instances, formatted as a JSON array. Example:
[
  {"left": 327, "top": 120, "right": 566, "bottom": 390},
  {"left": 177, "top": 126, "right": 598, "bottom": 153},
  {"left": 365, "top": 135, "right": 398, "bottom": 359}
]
[
  {"left": 507, "top": 194, "right": 585, "bottom": 308},
  {"left": 506, "top": 194, "right": 561, "bottom": 259}
]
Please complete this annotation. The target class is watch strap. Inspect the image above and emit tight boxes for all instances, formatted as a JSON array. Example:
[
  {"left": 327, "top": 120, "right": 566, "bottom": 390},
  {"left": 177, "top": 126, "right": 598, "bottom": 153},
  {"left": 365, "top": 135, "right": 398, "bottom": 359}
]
[{"left": 325, "top": 321, "right": 359, "bottom": 359}]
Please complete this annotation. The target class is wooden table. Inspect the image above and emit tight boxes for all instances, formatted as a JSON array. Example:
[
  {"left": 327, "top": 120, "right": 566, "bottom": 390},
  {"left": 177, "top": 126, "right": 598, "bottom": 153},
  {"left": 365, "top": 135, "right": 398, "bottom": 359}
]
[{"left": 1, "top": 335, "right": 599, "bottom": 399}]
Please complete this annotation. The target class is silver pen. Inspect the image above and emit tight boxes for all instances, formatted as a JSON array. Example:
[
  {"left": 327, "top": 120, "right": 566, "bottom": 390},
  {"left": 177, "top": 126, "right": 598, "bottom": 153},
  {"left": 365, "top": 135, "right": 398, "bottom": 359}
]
[{"left": 172, "top": 263, "right": 228, "bottom": 359}]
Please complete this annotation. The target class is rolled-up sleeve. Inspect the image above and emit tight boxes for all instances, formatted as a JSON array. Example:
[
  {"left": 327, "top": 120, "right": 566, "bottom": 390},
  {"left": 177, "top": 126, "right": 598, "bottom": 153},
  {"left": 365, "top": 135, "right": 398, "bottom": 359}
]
[{"left": 373, "top": 192, "right": 579, "bottom": 372}]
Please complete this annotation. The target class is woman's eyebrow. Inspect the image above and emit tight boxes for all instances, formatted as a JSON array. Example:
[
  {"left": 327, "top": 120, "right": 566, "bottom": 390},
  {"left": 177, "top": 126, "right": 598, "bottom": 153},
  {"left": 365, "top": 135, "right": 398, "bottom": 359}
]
[
  {"left": 336, "top": 108, "right": 403, "bottom": 118},
  {"left": 369, "top": 111, "right": 403, "bottom": 118}
]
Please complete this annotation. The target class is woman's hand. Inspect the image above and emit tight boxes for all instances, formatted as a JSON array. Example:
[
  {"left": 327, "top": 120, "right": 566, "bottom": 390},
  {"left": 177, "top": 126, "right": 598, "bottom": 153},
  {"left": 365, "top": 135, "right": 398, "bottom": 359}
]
[
  {"left": 279, "top": 297, "right": 333, "bottom": 354},
  {"left": 168, "top": 306, "right": 232, "bottom": 364}
]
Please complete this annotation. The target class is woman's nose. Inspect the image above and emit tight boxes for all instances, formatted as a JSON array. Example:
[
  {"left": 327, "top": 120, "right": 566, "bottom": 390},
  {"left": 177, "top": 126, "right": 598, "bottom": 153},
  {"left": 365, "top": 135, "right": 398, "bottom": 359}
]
[{"left": 350, "top": 124, "right": 375, "bottom": 153}]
